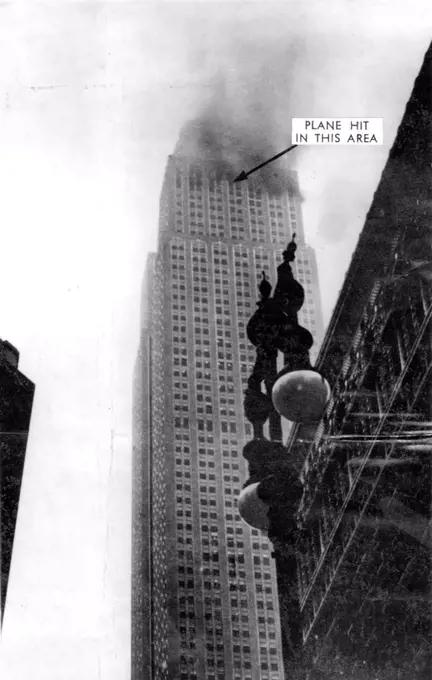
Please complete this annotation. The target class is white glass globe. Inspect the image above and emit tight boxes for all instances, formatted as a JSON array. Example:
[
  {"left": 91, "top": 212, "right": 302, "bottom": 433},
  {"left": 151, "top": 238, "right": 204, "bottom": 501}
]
[
  {"left": 238, "top": 482, "right": 270, "bottom": 531},
  {"left": 272, "top": 370, "right": 331, "bottom": 422}
]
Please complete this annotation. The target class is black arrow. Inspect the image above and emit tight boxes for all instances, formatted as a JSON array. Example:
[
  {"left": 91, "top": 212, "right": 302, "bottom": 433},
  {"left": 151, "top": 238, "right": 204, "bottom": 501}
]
[{"left": 233, "top": 144, "right": 298, "bottom": 183}]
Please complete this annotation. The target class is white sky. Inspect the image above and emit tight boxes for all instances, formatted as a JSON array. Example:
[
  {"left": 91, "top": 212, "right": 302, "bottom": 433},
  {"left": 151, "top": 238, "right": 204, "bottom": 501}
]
[{"left": 0, "top": 2, "right": 430, "bottom": 679}]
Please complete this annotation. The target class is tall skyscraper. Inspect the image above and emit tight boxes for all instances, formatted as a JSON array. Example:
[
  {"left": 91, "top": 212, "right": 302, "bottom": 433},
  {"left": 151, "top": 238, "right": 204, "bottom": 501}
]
[
  {"left": 132, "top": 126, "right": 324, "bottom": 680},
  {"left": 0, "top": 338, "right": 35, "bottom": 625}
]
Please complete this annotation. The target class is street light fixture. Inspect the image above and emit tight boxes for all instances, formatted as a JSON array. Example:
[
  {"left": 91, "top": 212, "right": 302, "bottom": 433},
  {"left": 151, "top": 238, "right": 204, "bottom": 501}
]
[{"left": 237, "top": 233, "right": 330, "bottom": 663}]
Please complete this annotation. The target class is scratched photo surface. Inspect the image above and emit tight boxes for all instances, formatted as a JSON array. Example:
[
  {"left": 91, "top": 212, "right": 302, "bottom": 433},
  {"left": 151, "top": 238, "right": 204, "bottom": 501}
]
[{"left": 0, "top": 3, "right": 430, "bottom": 680}]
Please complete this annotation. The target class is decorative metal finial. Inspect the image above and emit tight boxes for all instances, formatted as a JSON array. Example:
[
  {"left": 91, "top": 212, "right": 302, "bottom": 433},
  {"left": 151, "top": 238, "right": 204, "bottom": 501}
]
[
  {"left": 283, "top": 233, "right": 297, "bottom": 263},
  {"left": 259, "top": 271, "right": 272, "bottom": 301}
]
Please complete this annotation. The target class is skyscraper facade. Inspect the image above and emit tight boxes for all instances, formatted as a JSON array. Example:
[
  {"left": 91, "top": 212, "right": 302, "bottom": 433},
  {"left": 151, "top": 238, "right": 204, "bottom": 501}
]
[
  {"left": 132, "top": 254, "right": 157, "bottom": 679},
  {"left": 0, "top": 338, "right": 35, "bottom": 625},
  {"left": 132, "top": 133, "right": 324, "bottom": 680}
]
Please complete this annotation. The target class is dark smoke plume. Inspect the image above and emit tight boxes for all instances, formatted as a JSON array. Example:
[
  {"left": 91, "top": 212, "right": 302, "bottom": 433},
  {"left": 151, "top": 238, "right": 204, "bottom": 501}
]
[
  {"left": 171, "top": 8, "right": 430, "bottom": 255},
  {"left": 175, "top": 34, "right": 306, "bottom": 198},
  {"left": 175, "top": 113, "right": 301, "bottom": 198}
]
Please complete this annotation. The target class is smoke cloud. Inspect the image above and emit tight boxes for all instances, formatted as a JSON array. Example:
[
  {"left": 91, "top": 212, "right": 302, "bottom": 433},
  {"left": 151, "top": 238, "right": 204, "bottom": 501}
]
[
  {"left": 175, "top": 112, "right": 301, "bottom": 198},
  {"left": 173, "top": 8, "right": 430, "bottom": 237},
  {"left": 175, "top": 29, "right": 307, "bottom": 197}
]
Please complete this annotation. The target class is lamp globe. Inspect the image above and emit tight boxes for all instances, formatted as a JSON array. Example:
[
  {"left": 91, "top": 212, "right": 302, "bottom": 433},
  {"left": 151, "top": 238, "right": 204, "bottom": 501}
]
[
  {"left": 272, "top": 370, "right": 330, "bottom": 422},
  {"left": 238, "top": 482, "right": 270, "bottom": 531}
]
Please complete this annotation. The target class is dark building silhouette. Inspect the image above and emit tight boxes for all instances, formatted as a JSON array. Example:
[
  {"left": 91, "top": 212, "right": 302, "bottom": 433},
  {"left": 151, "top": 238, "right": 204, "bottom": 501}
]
[
  {"left": 0, "top": 339, "right": 35, "bottom": 624},
  {"left": 282, "top": 42, "right": 432, "bottom": 679}
]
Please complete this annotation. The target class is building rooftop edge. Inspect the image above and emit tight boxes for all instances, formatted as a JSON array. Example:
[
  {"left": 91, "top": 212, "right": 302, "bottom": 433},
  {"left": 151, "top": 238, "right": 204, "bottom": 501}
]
[{"left": 0, "top": 338, "right": 35, "bottom": 390}]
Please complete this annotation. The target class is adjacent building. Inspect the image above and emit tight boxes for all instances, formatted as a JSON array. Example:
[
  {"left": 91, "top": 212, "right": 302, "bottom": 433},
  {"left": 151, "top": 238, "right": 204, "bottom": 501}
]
[
  {"left": 131, "top": 127, "right": 324, "bottom": 680},
  {"left": 0, "top": 338, "right": 35, "bottom": 624},
  {"left": 282, "top": 42, "right": 432, "bottom": 679}
]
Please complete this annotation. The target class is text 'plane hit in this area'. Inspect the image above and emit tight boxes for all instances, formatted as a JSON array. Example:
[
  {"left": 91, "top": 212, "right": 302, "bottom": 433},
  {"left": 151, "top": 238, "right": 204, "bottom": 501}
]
[{"left": 292, "top": 118, "right": 383, "bottom": 145}]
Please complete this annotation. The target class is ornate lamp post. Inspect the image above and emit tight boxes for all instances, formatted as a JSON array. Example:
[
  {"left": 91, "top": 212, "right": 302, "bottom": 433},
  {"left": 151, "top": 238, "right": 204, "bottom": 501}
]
[{"left": 237, "top": 235, "right": 330, "bottom": 668}]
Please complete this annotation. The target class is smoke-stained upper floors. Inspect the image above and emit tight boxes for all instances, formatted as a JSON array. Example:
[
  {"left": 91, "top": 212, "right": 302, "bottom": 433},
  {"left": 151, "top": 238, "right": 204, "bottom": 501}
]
[{"left": 158, "top": 154, "right": 305, "bottom": 248}]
